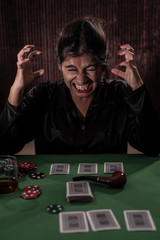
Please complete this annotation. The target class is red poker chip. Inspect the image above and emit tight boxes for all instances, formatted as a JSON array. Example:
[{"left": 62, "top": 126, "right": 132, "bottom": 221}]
[
  {"left": 24, "top": 187, "right": 41, "bottom": 195},
  {"left": 21, "top": 189, "right": 39, "bottom": 199},
  {"left": 4, "top": 158, "right": 14, "bottom": 164},
  {"left": 20, "top": 162, "right": 37, "bottom": 170},
  {"left": 29, "top": 172, "right": 46, "bottom": 179},
  {"left": 23, "top": 185, "right": 42, "bottom": 192},
  {"left": 18, "top": 172, "right": 26, "bottom": 179},
  {"left": 20, "top": 162, "right": 36, "bottom": 168}
]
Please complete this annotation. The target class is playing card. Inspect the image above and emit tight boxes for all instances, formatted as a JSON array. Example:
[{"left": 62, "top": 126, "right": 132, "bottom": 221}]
[
  {"left": 66, "top": 181, "right": 94, "bottom": 202},
  {"left": 59, "top": 211, "right": 89, "bottom": 233},
  {"left": 124, "top": 210, "right": 156, "bottom": 231},
  {"left": 87, "top": 209, "right": 121, "bottom": 231},
  {"left": 49, "top": 163, "right": 70, "bottom": 175},
  {"left": 104, "top": 162, "right": 124, "bottom": 173},
  {"left": 77, "top": 163, "right": 98, "bottom": 174}
]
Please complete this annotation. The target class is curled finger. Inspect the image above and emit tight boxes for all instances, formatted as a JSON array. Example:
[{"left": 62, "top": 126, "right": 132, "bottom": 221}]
[
  {"left": 118, "top": 60, "right": 135, "bottom": 67},
  {"left": 23, "top": 44, "right": 35, "bottom": 49},
  {"left": 111, "top": 68, "right": 125, "bottom": 79},
  {"left": 17, "top": 45, "right": 35, "bottom": 61},
  {"left": 17, "top": 58, "right": 30, "bottom": 69},
  {"left": 120, "top": 44, "right": 134, "bottom": 52},
  {"left": 118, "top": 49, "right": 135, "bottom": 62},
  {"left": 28, "top": 50, "right": 43, "bottom": 61},
  {"left": 33, "top": 69, "right": 45, "bottom": 79}
]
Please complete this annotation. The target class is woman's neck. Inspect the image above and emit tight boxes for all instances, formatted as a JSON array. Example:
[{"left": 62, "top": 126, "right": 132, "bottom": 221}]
[{"left": 71, "top": 94, "right": 93, "bottom": 119}]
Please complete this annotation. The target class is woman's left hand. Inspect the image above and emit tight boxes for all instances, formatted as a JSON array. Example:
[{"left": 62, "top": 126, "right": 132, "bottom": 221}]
[{"left": 111, "top": 44, "right": 144, "bottom": 90}]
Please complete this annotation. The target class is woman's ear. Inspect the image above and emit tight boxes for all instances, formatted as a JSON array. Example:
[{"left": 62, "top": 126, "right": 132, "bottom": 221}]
[{"left": 58, "top": 63, "right": 62, "bottom": 71}]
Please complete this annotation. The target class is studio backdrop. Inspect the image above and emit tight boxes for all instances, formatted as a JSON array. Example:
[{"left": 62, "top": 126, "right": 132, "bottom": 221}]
[{"left": 0, "top": 0, "right": 160, "bottom": 119}]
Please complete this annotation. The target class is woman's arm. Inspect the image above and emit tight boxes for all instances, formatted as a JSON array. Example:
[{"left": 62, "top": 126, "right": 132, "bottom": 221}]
[
  {"left": 111, "top": 44, "right": 144, "bottom": 91},
  {"left": 8, "top": 44, "right": 44, "bottom": 108}
]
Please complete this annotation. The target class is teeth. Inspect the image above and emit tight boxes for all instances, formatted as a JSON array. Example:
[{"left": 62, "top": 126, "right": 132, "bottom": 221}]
[{"left": 75, "top": 84, "right": 89, "bottom": 90}]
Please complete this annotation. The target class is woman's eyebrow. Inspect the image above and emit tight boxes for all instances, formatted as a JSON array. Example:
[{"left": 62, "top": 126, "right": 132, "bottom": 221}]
[
  {"left": 86, "top": 64, "right": 96, "bottom": 68},
  {"left": 65, "top": 64, "right": 96, "bottom": 69},
  {"left": 65, "top": 65, "right": 76, "bottom": 68}
]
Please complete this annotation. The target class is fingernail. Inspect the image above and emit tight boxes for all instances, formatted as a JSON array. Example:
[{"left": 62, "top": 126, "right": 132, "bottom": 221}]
[
  {"left": 40, "top": 69, "right": 45, "bottom": 75},
  {"left": 37, "top": 51, "right": 43, "bottom": 54},
  {"left": 117, "top": 51, "right": 123, "bottom": 55}
]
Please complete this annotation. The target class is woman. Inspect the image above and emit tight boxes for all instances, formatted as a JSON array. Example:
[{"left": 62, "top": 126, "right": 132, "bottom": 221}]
[{"left": 0, "top": 17, "right": 159, "bottom": 155}]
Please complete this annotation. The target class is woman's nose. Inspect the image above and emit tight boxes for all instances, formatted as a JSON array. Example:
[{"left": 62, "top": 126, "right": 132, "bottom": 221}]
[{"left": 76, "top": 72, "right": 86, "bottom": 84}]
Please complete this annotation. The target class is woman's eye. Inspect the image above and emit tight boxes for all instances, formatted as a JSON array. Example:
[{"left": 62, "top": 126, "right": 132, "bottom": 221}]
[
  {"left": 68, "top": 69, "right": 77, "bottom": 72},
  {"left": 87, "top": 68, "right": 96, "bottom": 72}
]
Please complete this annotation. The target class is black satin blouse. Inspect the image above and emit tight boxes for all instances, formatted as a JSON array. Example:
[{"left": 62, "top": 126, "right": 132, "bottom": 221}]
[{"left": 0, "top": 79, "right": 159, "bottom": 155}]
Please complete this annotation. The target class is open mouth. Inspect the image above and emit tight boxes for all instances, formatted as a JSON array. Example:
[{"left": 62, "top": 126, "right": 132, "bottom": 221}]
[{"left": 73, "top": 83, "right": 93, "bottom": 93}]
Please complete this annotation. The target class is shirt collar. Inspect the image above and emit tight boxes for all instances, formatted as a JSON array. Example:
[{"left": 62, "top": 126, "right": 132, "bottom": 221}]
[{"left": 54, "top": 79, "right": 107, "bottom": 112}]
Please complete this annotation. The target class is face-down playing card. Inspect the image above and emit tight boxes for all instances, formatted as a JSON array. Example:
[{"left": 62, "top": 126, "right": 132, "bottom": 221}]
[
  {"left": 104, "top": 162, "right": 124, "bottom": 173},
  {"left": 86, "top": 209, "right": 121, "bottom": 231},
  {"left": 66, "top": 181, "right": 94, "bottom": 202},
  {"left": 124, "top": 210, "right": 156, "bottom": 231},
  {"left": 77, "top": 163, "right": 98, "bottom": 174},
  {"left": 59, "top": 211, "right": 89, "bottom": 233},
  {"left": 49, "top": 163, "right": 70, "bottom": 175}
]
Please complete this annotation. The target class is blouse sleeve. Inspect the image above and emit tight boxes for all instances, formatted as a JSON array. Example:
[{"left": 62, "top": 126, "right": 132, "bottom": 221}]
[
  {"left": 0, "top": 82, "right": 50, "bottom": 154},
  {"left": 125, "top": 85, "right": 160, "bottom": 156}
]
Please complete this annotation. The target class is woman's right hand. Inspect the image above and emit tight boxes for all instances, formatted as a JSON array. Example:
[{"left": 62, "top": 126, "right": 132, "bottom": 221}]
[
  {"left": 15, "top": 44, "right": 44, "bottom": 89},
  {"left": 8, "top": 45, "right": 44, "bottom": 107}
]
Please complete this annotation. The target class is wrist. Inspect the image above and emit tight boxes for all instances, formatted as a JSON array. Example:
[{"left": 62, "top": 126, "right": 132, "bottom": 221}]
[
  {"left": 8, "top": 84, "right": 25, "bottom": 107},
  {"left": 10, "top": 82, "right": 25, "bottom": 93},
  {"left": 132, "top": 79, "right": 144, "bottom": 91}
]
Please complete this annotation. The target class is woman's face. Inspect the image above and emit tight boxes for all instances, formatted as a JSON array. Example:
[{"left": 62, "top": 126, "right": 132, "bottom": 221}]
[{"left": 59, "top": 54, "right": 104, "bottom": 100}]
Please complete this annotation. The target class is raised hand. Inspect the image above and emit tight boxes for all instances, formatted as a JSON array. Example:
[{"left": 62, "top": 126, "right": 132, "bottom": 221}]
[
  {"left": 15, "top": 44, "right": 44, "bottom": 89},
  {"left": 8, "top": 45, "right": 44, "bottom": 107},
  {"left": 111, "top": 44, "right": 143, "bottom": 90}
]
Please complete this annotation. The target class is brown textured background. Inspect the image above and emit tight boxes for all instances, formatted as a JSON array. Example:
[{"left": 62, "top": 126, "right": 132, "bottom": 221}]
[{"left": 0, "top": 0, "right": 160, "bottom": 119}]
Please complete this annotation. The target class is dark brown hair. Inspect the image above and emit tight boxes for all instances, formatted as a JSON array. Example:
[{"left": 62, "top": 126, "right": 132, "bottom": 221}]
[{"left": 56, "top": 17, "right": 109, "bottom": 66}]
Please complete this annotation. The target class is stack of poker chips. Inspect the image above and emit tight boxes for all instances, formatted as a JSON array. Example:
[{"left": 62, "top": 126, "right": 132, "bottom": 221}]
[
  {"left": 18, "top": 162, "right": 46, "bottom": 179},
  {"left": 21, "top": 185, "right": 42, "bottom": 199},
  {"left": 0, "top": 157, "right": 16, "bottom": 175},
  {"left": 18, "top": 162, "right": 37, "bottom": 178},
  {"left": 45, "top": 204, "right": 64, "bottom": 214}
]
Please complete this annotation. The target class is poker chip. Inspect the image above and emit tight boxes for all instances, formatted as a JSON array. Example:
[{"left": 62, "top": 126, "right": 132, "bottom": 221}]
[
  {"left": 4, "top": 158, "right": 15, "bottom": 164},
  {"left": 1, "top": 159, "right": 12, "bottom": 166},
  {"left": 45, "top": 204, "right": 64, "bottom": 214},
  {"left": 18, "top": 172, "right": 26, "bottom": 179},
  {"left": 29, "top": 172, "right": 46, "bottom": 179},
  {"left": 23, "top": 186, "right": 42, "bottom": 195},
  {"left": 20, "top": 162, "right": 36, "bottom": 169},
  {"left": 21, "top": 185, "right": 43, "bottom": 200},
  {"left": 19, "top": 162, "right": 37, "bottom": 173},
  {"left": 21, "top": 189, "right": 40, "bottom": 199},
  {"left": 23, "top": 185, "right": 42, "bottom": 192},
  {"left": 4, "top": 165, "right": 15, "bottom": 175},
  {"left": 19, "top": 162, "right": 46, "bottom": 180}
]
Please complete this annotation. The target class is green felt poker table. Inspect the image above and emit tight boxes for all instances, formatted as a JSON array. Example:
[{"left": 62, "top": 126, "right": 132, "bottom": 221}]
[{"left": 0, "top": 154, "right": 160, "bottom": 240}]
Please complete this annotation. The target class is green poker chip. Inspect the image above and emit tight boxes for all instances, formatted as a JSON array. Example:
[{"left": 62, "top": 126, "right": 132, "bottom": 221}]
[
  {"left": 1, "top": 159, "right": 10, "bottom": 165},
  {"left": 4, "top": 165, "right": 15, "bottom": 175},
  {"left": 45, "top": 204, "right": 64, "bottom": 214}
]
